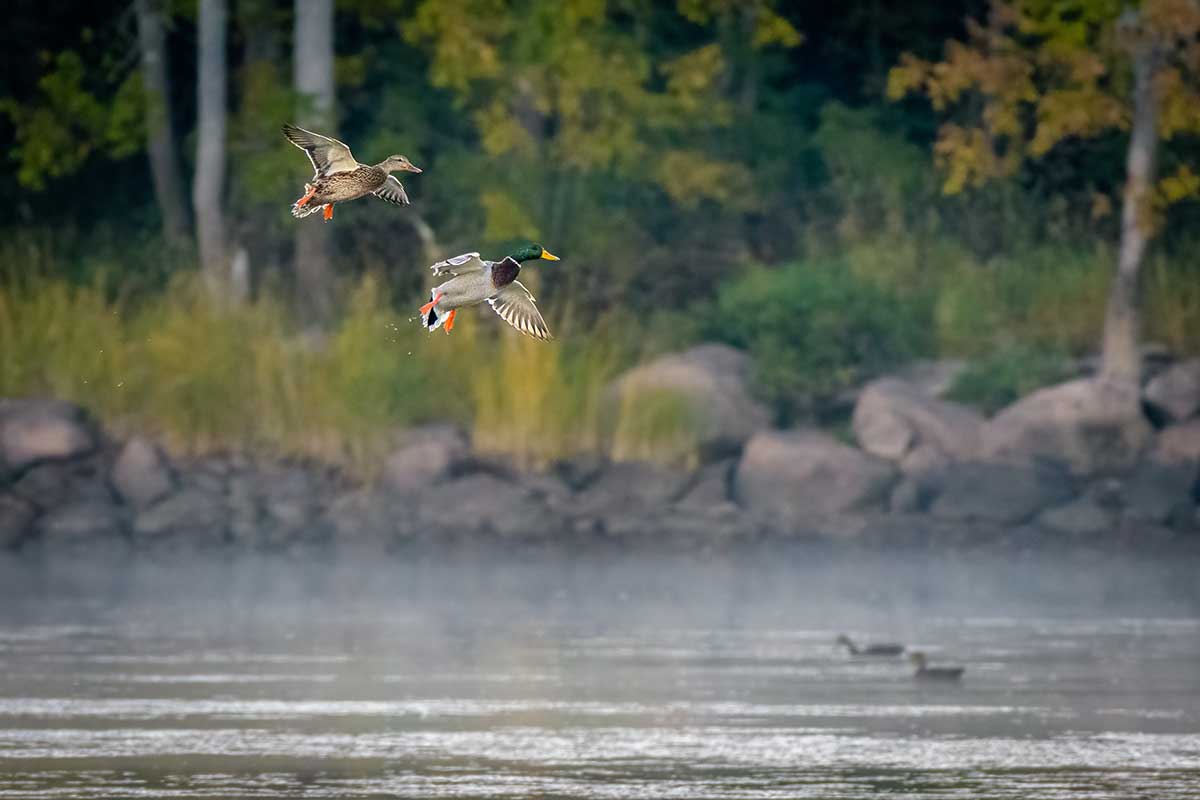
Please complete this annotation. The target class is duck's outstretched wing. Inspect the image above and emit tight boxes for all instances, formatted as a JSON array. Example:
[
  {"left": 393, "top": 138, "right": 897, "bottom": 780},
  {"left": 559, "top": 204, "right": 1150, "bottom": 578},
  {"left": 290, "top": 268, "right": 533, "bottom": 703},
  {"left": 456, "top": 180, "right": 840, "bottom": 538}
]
[
  {"left": 430, "top": 252, "right": 484, "bottom": 277},
  {"left": 488, "top": 280, "right": 552, "bottom": 341},
  {"left": 372, "top": 175, "right": 410, "bottom": 206},
  {"left": 282, "top": 124, "right": 358, "bottom": 177}
]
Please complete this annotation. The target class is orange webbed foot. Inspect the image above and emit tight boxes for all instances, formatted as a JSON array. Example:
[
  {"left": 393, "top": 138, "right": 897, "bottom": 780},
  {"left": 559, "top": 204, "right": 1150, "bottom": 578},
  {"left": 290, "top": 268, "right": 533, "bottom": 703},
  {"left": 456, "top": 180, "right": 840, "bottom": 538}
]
[
  {"left": 322, "top": 204, "right": 333, "bottom": 221},
  {"left": 444, "top": 309, "right": 456, "bottom": 333},
  {"left": 419, "top": 293, "right": 443, "bottom": 316},
  {"left": 295, "top": 184, "right": 316, "bottom": 208}
]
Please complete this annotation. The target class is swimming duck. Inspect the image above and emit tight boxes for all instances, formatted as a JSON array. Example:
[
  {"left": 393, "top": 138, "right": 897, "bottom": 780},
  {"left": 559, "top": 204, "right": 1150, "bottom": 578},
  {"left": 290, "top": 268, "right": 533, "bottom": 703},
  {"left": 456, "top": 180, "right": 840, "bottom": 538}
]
[
  {"left": 909, "top": 651, "right": 964, "bottom": 681},
  {"left": 836, "top": 634, "right": 905, "bottom": 657},
  {"left": 419, "top": 244, "right": 559, "bottom": 340},
  {"left": 282, "top": 124, "right": 422, "bottom": 221}
]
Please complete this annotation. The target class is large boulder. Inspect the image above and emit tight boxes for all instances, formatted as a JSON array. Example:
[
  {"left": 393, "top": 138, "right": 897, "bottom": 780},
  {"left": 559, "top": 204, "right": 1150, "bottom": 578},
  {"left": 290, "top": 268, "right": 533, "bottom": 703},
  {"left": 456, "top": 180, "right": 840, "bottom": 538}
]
[
  {"left": 0, "top": 399, "right": 97, "bottom": 478},
  {"left": 675, "top": 459, "right": 736, "bottom": 512},
  {"left": 1144, "top": 358, "right": 1200, "bottom": 424},
  {"left": 380, "top": 424, "right": 469, "bottom": 494},
  {"left": 325, "top": 490, "right": 392, "bottom": 550},
  {"left": 111, "top": 437, "right": 174, "bottom": 510},
  {"left": 10, "top": 460, "right": 112, "bottom": 511},
  {"left": 413, "top": 474, "right": 561, "bottom": 540},
  {"left": 1121, "top": 462, "right": 1196, "bottom": 525},
  {"left": 255, "top": 466, "right": 329, "bottom": 549},
  {"left": 132, "top": 488, "right": 227, "bottom": 548},
  {"left": 1035, "top": 497, "right": 1116, "bottom": 536},
  {"left": 734, "top": 430, "right": 895, "bottom": 523},
  {"left": 572, "top": 462, "right": 691, "bottom": 517},
  {"left": 607, "top": 344, "right": 770, "bottom": 460},
  {"left": 852, "top": 378, "right": 983, "bottom": 462},
  {"left": 0, "top": 494, "right": 36, "bottom": 549},
  {"left": 980, "top": 378, "right": 1153, "bottom": 475},
  {"left": 1153, "top": 419, "right": 1200, "bottom": 465},
  {"left": 929, "top": 461, "right": 1074, "bottom": 525},
  {"left": 36, "top": 500, "right": 129, "bottom": 553}
]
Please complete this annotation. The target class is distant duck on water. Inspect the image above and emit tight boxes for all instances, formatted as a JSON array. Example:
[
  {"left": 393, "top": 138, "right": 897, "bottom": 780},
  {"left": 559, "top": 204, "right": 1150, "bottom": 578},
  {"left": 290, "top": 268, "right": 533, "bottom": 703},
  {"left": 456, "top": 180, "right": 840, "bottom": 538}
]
[
  {"left": 836, "top": 634, "right": 905, "bottom": 657},
  {"left": 909, "top": 651, "right": 964, "bottom": 681}
]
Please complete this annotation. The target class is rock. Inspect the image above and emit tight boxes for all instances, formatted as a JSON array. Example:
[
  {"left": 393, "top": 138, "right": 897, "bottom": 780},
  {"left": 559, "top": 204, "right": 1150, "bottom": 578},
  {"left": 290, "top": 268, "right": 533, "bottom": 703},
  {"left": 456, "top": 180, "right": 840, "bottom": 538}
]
[
  {"left": 0, "top": 399, "right": 97, "bottom": 477},
  {"left": 36, "top": 500, "right": 128, "bottom": 551},
  {"left": 980, "top": 378, "right": 1153, "bottom": 475},
  {"left": 675, "top": 460, "right": 736, "bottom": 512},
  {"left": 326, "top": 489, "right": 409, "bottom": 551},
  {"left": 111, "top": 438, "right": 174, "bottom": 510},
  {"left": 518, "top": 471, "right": 575, "bottom": 511},
  {"left": 415, "top": 474, "right": 561, "bottom": 540},
  {"left": 734, "top": 430, "right": 895, "bottom": 523},
  {"left": 1122, "top": 462, "right": 1196, "bottom": 525},
  {"left": 899, "top": 443, "right": 950, "bottom": 477},
  {"left": 1036, "top": 497, "right": 1115, "bottom": 535},
  {"left": 889, "top": 477, "right": 933, "bottom": 513},
  {"left": 573, "top": 462, "right": 691, "bottom": 517},
  {"left": 133, "top": 488, "right": 227, "bottom": 547},
  {"left": 1144, "top": 358, "right": 1200, "bottom": 424},
  {"left": 852, "top": 378, "right": 983, "bottom": 461},
  {"left": 1153, "top": 419, "right": 1200, "bottom": 465},
  {"left": 0, "top": 494, "right": 36, "bottom": 549},
  {"left": 226, "top": 476, "right": 261, "bottom": 546},
  {"left": 381, "top": 424, "right": 469, "bottom": 494},
  {"left": 10, "top": 459, "right": 112, "bottom": 511},
  {"left": 1085, "top": 478, "right": 1127, "bottom": 511},
  {"left": 929, "top": 461, "right": 1074, "bottom": 525},
  {"left": 855, "top": 513, "right": 1008, "bottom": 548},
  {"left": 894, "top": 359, "right": 968, "bottom": 398},
  {"left": 553, "top": 455, "right": 607, "bottom": 491},
  {"left": 183, "top": 468, "right": 225, "bottom": 496},
  {"left": 607, "top": 344, "right": 771, "bottom": 460},
  {"left": 649, "top": 505, "right": 764, "bottom": 547}
]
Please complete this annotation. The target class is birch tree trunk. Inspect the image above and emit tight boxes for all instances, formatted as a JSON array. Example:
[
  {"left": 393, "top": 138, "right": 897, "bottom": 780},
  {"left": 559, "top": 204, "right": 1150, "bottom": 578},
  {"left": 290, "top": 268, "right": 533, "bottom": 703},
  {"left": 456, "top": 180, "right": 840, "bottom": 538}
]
[
  {"left": 134, "top": 0, "right": 189, "bottom": 243},
  {"left": 193, "top": 0, "right": 229, "bottom": 296},
  {"left": 293, "top": 0, "right": 336, "bottom": 323},
  {"left": 1099, "top": 39, "right": 1163, "bottom": 390}
]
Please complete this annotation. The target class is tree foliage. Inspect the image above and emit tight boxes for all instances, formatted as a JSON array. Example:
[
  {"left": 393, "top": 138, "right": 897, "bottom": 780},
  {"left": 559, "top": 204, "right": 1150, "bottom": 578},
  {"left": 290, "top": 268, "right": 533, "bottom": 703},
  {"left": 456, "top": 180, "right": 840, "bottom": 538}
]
[{"left": 888, "top": 0, "right": 1200, "bottom": 212}]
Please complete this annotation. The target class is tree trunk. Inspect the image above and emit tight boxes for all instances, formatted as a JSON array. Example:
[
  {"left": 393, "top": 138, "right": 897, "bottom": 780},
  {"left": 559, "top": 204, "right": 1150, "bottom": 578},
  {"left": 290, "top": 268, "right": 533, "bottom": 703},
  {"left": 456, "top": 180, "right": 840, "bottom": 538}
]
[
  {"left": 193, "top": 0, "right": 230, "bottom": 297},
  {"left": 134, "top": 0, "right": 190, "bottom": 243},
  {"left": 1099, "top": 40, "right": 1163, "bottom": 389},
  {"left": 293, "top": 0, "right": 336, "bottom": 323}
]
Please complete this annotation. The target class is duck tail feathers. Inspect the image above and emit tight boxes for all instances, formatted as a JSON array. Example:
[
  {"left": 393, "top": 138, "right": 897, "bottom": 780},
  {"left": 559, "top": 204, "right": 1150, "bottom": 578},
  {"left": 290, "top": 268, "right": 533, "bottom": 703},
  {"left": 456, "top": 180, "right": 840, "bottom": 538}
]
[
  {"left": 291, "top": 202, "right": 323, "bottom": 219},
  {"left": 291, "top": 183, "right": 323, "bottom": 218},
  {"left": 421, "top": 304, "right": 442, "bottom": 332}
]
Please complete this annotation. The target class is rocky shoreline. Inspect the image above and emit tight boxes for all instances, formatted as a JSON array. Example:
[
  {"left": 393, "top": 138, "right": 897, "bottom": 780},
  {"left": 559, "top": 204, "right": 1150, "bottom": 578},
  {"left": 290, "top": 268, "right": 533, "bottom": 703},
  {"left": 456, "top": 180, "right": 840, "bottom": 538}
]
[{"left": 2, "top": 345, "right": 1199, "bottom": 560}]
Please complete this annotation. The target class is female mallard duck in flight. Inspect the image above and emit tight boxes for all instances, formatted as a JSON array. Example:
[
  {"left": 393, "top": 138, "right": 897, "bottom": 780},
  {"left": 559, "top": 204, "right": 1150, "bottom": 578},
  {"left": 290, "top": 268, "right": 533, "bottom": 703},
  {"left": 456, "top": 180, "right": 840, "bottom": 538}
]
[
  {"left": 419, "top": 244, "right": 560, "bottom": 341},
  {"left": 282, "top": 124, "right": 422, "bottom": 221},
  {"left": 836, "top": 634, "right": 905, "bottom": 657},
  {"left": 909, "top": 651, "right": 964, "bottom": 681}
]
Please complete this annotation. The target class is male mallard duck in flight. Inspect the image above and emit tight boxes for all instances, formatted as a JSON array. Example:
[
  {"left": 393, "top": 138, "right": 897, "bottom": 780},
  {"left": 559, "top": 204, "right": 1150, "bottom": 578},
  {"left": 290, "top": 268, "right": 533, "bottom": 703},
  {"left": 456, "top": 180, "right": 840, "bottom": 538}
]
[
  {"left": 282, "top": 124, "right": 421, "bottom": 221},
  {"left": 836, "top": 634, "right": 905, "bottom": 657},
  {"left": 419, "top": 244, "right": 559, "bottom": 341},
  {"left": 909, "top": 651, "right": 964, "bottom": 681}
]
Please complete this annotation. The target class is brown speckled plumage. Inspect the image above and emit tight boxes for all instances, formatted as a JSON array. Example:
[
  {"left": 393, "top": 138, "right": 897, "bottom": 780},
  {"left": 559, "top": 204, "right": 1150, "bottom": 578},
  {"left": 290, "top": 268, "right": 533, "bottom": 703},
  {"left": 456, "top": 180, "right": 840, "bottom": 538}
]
[
  {"left": 283, "top": 124, "right": 420, "bottom": 220},
  {"left": 308, "top": 165, "right": 388, "bottom": 205}
]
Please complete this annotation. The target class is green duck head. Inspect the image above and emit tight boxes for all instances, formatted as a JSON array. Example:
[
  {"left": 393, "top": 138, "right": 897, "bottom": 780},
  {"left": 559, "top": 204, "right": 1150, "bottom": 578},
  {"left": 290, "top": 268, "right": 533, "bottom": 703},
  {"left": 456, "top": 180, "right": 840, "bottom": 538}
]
[{"left": 508, "top": 243, "right": 560, "bottom": 263}]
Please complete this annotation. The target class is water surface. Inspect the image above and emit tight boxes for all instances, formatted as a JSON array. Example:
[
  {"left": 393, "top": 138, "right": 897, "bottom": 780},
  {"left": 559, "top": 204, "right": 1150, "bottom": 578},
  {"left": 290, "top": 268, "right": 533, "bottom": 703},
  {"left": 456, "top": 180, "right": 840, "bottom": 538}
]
[{"left": 0, "top": 554, "right": 1197, "bottom": 798}]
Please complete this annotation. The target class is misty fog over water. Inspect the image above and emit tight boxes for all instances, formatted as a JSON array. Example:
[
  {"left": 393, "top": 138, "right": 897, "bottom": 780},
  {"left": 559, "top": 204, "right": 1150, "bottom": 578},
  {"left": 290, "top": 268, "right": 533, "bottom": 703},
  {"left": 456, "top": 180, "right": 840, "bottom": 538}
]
[{"left": 0, "top": 550, "right": 1197, "bottom": 798}]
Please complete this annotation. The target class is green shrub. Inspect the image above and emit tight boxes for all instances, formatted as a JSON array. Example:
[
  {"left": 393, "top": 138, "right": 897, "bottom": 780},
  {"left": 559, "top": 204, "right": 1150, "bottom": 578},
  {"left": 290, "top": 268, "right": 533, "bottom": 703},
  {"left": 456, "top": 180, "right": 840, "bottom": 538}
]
[
  {"left": 709, "top": 260, "right": 930, "bottom": 420},
  {"left": 945, "top": 344, "right": 1074, "bottom": 415}
]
